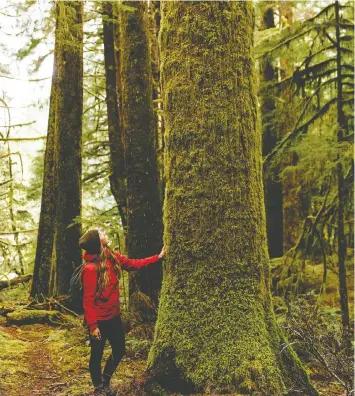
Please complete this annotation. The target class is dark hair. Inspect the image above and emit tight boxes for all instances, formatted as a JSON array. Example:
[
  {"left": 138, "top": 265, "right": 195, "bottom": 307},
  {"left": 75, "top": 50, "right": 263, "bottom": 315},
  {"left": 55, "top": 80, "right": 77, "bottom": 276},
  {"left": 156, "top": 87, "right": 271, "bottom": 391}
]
[{"left": 79, "top": 229, "right": 101, "bottom": 254}]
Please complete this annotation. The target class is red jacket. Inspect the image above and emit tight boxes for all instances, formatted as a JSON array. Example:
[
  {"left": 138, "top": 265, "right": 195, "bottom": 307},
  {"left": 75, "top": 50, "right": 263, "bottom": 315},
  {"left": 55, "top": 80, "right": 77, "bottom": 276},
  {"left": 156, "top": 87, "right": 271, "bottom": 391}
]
[{"left": 82, "top": 251, "right": 160, "bottom": 331}]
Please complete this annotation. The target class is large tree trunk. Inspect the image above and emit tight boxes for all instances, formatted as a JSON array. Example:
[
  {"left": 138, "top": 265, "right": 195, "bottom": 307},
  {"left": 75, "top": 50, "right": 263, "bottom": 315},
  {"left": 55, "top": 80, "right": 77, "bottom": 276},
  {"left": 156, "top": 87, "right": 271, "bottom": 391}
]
[
  {"left": 335, "top": 0, "right": 350, "bottom": 334},
  {"left": 119, "top": 1, "right": 163, "bottom": 305},
  {"left": 146, "top": 3, "right": 318, "bottom": 395},
  {"left": 31, "top": 1, "right": 83, "bottom": 299},
  {"left": 102, "top": 1, "right": 127, "bottom": 229},
  {"left": 260, "top": 3, "right": 284, "bottom": 258},
  {"left": 31, "top": 13, "right": 59, "bottom": 298}
]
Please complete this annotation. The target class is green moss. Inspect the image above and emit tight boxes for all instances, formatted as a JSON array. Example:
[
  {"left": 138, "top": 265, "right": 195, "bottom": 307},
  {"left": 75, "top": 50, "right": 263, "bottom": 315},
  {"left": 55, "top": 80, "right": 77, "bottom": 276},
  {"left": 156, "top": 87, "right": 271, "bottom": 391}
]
[
  {"left": 0, "top": 328, "right": 29, "bottom": 393},
  {"left": 45, "top": 325, "right": 92, "bottom": 395},
  {"left": 0, "top": 283, "right": 29, "bottom": 305},
  {"left": 6, "top": 309, "right": 61, "bottom": 325},
  {"left": 146, "top": 2, "right": 318, "bottom": 395}
]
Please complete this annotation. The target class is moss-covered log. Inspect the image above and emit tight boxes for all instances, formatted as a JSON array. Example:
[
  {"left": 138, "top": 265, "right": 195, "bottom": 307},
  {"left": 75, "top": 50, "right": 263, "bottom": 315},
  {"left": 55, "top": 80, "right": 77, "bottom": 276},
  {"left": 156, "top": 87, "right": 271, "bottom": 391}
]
[
  {"left": 6, "top": 310, "right": 61, "bottom": 326},
  {"left": 0, "top": 274, "right": 32, "bottom": 290},
  {"left": 119, "top": 1, "right": 163, "bottom": 304},
  {"left": 146, "top": 3, "right": 318, "bottom": 395}
]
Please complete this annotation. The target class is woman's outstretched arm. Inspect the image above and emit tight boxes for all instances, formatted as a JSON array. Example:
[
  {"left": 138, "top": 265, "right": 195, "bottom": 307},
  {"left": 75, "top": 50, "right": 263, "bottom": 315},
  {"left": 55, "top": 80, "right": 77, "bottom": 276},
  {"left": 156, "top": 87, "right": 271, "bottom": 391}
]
[{"left": 114, "top": 247, "right": 165, "bottom": 270}]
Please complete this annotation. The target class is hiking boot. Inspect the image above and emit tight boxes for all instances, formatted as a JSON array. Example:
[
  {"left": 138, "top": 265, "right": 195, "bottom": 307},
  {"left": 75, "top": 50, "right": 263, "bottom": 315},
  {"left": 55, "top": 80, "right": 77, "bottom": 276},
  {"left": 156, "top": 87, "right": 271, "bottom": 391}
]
[
  {"left": 93, "top": 384, "right": 107, "bottom": 396},
  {"left": 103, "top": 384, "right": 116, "bottom": 396}
]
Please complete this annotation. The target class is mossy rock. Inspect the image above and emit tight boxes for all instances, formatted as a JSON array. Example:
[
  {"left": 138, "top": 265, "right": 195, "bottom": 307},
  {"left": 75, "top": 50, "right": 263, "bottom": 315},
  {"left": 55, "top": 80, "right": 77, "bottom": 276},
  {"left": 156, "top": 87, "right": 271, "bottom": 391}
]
[{"left": 6, "top": 309, "right": 62, "bottom": 326}]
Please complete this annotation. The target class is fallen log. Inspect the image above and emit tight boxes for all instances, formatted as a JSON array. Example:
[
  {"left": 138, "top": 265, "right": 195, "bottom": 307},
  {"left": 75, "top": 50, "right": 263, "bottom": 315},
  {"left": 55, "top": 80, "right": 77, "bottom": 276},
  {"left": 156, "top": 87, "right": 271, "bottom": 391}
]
[
  {"left": 0, "top": 274, "right": 32, "bottom": 290},
  {"left": 6, "top": 309, "right": 62, "bottom": 326},
  {"left": 0, "top": 307, "right": 15, "bottom": 316}
]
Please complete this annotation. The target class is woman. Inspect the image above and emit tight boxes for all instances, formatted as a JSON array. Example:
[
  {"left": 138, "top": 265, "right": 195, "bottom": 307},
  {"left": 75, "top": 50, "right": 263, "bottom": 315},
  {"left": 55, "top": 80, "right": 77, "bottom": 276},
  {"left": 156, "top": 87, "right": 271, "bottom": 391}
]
[{"left": 79, "top": 228, "right": 165, "bottom": 396}]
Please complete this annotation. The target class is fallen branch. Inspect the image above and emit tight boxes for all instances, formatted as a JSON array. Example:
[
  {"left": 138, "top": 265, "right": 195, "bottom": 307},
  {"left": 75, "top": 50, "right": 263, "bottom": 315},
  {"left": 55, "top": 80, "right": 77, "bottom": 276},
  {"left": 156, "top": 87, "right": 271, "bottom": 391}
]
[
  {"left": 50, "top": 298, "right": 80, "bottom": 318},
  {"left": 0, "top": 274, "right": 32, "bottom": 290}
]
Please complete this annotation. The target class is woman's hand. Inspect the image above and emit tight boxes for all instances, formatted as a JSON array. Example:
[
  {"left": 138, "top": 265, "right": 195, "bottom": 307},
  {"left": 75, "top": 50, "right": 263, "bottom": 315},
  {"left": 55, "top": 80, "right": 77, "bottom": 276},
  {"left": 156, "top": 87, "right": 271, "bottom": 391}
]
[
  {"left": 158, "top": 246, "right": 166, "bottom": 259},
  {"left": 90, "top": 327, "right": 101, "bottom": 340}
]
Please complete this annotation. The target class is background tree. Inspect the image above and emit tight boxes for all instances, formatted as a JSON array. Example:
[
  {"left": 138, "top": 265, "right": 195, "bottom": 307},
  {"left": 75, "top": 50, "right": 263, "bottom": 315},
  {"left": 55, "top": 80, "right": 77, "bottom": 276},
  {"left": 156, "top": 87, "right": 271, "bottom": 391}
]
[
  {"left": 102, "top": 1, "right": 127, "bottom": 229},
  {"left": 119, "top": 1, "right": 163, "bottom": 305},
  {"left": 31, "top": 1, "right": 83, "bottom": 298},
  {"left": 257, "top": 0, "right": 353, "bottom": 330},
  {"left": 145, "top": 3, "right": 317, "bottom": 395},
  {"left": 259, "top": 1, "right": 284, "bottom": 258}
]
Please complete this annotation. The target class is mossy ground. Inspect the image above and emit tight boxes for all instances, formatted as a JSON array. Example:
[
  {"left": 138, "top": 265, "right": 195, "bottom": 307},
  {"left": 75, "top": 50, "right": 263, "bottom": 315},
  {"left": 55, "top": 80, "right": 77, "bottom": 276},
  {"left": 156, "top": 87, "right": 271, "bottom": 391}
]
[{"left": 0, "top": 273, "right": 350, "bottom": 396}]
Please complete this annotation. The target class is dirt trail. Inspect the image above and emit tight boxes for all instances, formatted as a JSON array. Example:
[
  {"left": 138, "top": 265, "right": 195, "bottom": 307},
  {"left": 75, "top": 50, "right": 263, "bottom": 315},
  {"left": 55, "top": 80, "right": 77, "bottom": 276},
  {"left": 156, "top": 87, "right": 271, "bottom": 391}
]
[{"left": 0, "top": 324, "right": 64, "bottom": 396}]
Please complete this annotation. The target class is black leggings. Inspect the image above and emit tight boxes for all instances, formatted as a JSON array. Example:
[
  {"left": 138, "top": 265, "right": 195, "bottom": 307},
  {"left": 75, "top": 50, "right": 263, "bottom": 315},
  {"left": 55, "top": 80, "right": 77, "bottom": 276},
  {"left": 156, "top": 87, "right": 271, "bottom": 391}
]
[{"left": 89, "top": 315, "right": 126, "bottom": 387}]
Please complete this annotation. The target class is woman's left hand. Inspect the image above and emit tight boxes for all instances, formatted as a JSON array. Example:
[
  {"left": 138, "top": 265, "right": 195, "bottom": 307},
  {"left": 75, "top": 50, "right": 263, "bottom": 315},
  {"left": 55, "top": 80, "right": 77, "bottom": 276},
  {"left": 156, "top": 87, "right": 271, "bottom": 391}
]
[{"left": 158, "top": 246, "right": 166, "bottom": 259}]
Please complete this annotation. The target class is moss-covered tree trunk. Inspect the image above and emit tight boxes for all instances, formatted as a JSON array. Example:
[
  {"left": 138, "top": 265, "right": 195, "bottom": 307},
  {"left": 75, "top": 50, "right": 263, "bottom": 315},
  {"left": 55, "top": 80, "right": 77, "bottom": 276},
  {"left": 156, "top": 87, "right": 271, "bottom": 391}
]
[
  {"left": 120, "top": 1, "right": 163, "bottom": 304},
  {"left": 102, "top": 1, "right": 127, "bottom": 229},
  {"left": 335, "top": 0, "right": 350, "bottom": 334},
  {"left": 31, "top": 11, "right": 59, "bottom": 298},
  {"left": 260, "top": 3, "right": 283, "bottom": 259},
  {"left": 149, "top": 1, "right": 164, "bottom": 200},
  {"left": 31, "top": 1, "right": 83, "bottom": 298},
  {"left": 52, "top": 1, "right": 83, "bottom": 296},
  {"left": 146, "top": 3, "right": 318, "bottom": 395}
]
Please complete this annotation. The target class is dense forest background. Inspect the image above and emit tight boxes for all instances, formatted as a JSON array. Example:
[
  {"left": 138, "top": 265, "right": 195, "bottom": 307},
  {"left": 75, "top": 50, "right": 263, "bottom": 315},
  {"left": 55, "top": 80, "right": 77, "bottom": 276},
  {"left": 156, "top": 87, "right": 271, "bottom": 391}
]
[{"left": 0, "top": 1, "right": 353, "bottom": 395}]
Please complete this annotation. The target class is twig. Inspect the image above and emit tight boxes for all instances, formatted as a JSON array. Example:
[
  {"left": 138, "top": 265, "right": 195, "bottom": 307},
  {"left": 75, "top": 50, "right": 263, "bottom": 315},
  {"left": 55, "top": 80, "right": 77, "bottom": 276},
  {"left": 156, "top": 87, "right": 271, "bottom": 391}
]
[
  {"left": 48, "top": 382, "right": 66, "bottom": 389},
  {"left": 50, "top": 298, "right": 80, "bottom": 318}
]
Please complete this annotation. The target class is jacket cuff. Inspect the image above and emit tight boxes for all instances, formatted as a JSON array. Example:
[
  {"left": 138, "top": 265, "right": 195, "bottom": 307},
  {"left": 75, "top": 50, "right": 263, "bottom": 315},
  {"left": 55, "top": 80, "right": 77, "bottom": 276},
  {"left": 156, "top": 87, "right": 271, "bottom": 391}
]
[{"left": 89, "top": 323, "right": 98, "bottom": 332}]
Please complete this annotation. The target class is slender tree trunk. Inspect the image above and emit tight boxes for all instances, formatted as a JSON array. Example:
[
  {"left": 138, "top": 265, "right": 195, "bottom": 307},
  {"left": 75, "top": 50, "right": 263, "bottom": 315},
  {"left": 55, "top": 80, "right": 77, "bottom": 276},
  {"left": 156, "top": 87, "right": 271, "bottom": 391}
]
[
  {"left": 31, "top": 1, "right": 83, "bottom": 298},
  {"left": 278, "top": 1, "right": 308, "bottom": 253},
  {"left": 6, "top": 143, "right": 25, "bottom": 274},
  {"left": 146, "top": 3, "right": 318, "bottom": 395},
  {"left": 335, "top": 0, "right": 350, "bottom": 333},
  {"left": 149, "top": 1, "right": 164, "bottom": 200},
  {"left": 1, "top": 98, "right": 25, "bottom": 275},
  {"left": 112, "top": 2, "right": 125, "bottom": 149},
  {"left": 102, "top": 1, "right": 127, "bottom": 229},
  {"left": 120, "top": 1, "right": 163, "bottom": 305},
  {"left": 260, "top": 3, "right": 283, "bottom": 258}
]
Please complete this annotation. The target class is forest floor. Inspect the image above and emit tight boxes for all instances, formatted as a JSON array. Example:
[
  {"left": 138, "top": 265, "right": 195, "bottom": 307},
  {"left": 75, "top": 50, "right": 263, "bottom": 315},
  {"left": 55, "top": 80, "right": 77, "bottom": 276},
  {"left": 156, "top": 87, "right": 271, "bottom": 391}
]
[
  {"left": 0, "top": 259, "right": 352, "bottom": 396},
  {"left": 0, "top": 317, "right": 346, "bottom": 396}
]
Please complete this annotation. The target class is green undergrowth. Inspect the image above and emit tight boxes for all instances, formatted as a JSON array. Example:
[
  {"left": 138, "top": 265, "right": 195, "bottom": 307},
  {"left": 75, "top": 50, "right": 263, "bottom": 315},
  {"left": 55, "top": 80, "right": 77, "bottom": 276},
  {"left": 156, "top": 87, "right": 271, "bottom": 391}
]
[
  {"left": 0, "top": 282, "right": 30, "bottom": 306},
  {"left": 0, "top": 260, "right": 352, "bottom": 396},
  {"left": 44, "top": 318, "right": 92, "bottom": 395},
  {"left": 271, "top": 253, "right": 354, "bottom": 317}
]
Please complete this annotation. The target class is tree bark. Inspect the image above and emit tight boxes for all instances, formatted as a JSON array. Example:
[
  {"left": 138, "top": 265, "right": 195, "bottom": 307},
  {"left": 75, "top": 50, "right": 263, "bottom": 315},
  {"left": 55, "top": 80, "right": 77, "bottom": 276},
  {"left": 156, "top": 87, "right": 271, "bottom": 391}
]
[
  {"left": 149, "top": 1, "right": 164, "bottom": 200},
  {"left": 146, "top": 3, "right": 318, "bottom": 395},
  {"left": 102, "top": 1, "right": 127, "bottom": 229},
  {"left": 119, "top": 1, "right": 163, "bottom": 305},
  {"left": 335, "top": 0, "right": 350, "bottom": 333},
  {"left": 260, "top": 2, "right": 284, "bottom": 258},
  {"left": 31, "top": 11, "right": 59, "bottom": 298},
  {"left": 51, "top": 1, "right": 83, "bottom": 296},
  {"left": 31, "top": 1, "right": 83, "bottom": 299}
]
